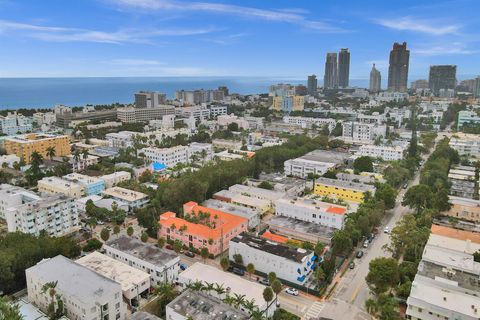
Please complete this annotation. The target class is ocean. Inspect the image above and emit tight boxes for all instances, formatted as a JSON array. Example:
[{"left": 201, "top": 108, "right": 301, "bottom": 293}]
[{"left": 0, "top": 76, "right": 369, "bottom": 109}]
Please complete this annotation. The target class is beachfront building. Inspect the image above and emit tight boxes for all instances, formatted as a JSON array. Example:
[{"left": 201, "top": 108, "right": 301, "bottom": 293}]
[
  {"left": 229, "top": 233, "right": 315, "bottom": 284},
  {"left": 313, "top": 177, "right": 375, "bottom": 203},
  {"left": 26, "top": 256, "right": 127, "bottom": 320},
  {"left": 275, "top": 197, "right": 346, "bottom": 229},
  {"left": 158, "top": 202, "right": 248, "bottom": 256},
  {"left": 104, "top": 235, "right": 181, "bottom": 286},
  {"left": 4, "top": 133, "right": 70, "bottom": 164}
]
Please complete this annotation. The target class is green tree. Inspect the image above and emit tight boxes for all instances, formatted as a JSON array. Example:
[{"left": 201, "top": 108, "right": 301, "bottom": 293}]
[
  {"left": 366, "top": 257, "right": 399, "bottom": 295},
  {"left": 100, "top": 228, "right": 110, "bottom": 242},
  {"left": 246, "top": 263, "right": 255, "bottom": 280},
  {"left": 200, "top": 247, "right": 209, "bottom": 262},
  {"left": 262, "top": 287, "right": 274, "bottom": 311},
  {"left": 113, "top": 225, "right": 120, "bottom": 237},
  {"left": 173, "top": 240, "right": 183, "bottom": 253},
  {"left": 0, "top": 296, "right": 23, "bottom": 320},
  {"left": 233, "top": 253, "right": 243, "bottom": 265},
  {"left": 154, "top": 282, "right": 178, "bottom": 316},
  {"left": 353, "top": 156, "right": 374, "bottom": 173},
  {"left": 268, "top": 272, "right": 277, "bottom": 285},
  {"left": 331, "top": 230, "right": 352, "bottom": 256},
  {"left": 220, "top": 256, "right": 230, "bottom": 271},
  {"left": 402, "top": 184, "right": 433, "bottom": 214},
  {"left": 127, "top": 226, "right": 134, "bottom": 237},
  {"left": 46, "top": 146, "right": 56, "bottom": 160},
  {"left": 257, "top": 181, "right": 274, "bottom": 190},
  {"left": 374, "top": 183, "right": 397, "bottom": 209},
  {"left": 141, "top": 232, "right": 149, "bottom": 243},
  {"left": 157, "top": 237, "right": 166, "bottom": 248},
  {"left": 271, "top": 279, "right": 282, "bottom": 301}
]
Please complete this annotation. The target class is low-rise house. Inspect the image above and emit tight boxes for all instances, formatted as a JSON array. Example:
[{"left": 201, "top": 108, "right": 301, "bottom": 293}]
[
  {"left": 103, "top": 187, "right": 149, "bottom": 211},
  {"left": 357, "top": 144, "right": 405, "bottom": 161},
  {"left": 228, "top": 184, "right": 285, "bottom": 207},
  {"left": 313, "top": 177, "right": 375, "bottom": 203},
  {"left": 444, "top": 196, "right": 480, "bottom": 223},
  {"left": 26, "top": 255, "right": 126, "bottom": 320},
  {"left": 63, "top": 173, "right": 106, "bottom": 196},
  {"left": 104, "top": 235, "right": 181, "bottom": 286},
  {"left": 229, "top": 233, "right": 315, "bottom": 284},
  {"left": 203, "top": 199, "right": 260, "bottom": 229},
  {"left": 101, "top": 171, "right": 132, "bottom": 188},
  {"left": 268, "top": 215, "right": 335, "bottom": 244},
  {"left": 37, "top": 176, "right": 84, "bottom": 198},
  {"left": 213, "top": 190, "right": 270, "bottom": 213},
  {"left": 76, "top": 251, "right": 150, "bottom": 306}
]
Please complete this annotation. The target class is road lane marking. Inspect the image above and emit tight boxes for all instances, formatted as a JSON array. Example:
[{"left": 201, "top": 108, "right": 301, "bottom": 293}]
[{"left": 350, "top": 284, "right": 362, "bottom": 304}]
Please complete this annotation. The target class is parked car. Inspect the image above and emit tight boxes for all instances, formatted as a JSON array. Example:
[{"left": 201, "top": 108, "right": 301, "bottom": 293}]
[
  {"left": 384, "top": 226, "right": 390, "bottom": 234},
  {"left": 363, "top": 240, "right": 369, "bottom": 248},
  {"left": 349, "top": 261, "right": 355, "bottom": 269},
  {"left": 285, "top": 288, "right": 299, "bottom": 296},
  {"left": 184, "top": 251, "right": 195, "bottom": 258},
  {"left": 259, "top": 278, "right": 269, "bottom": 286},
  {"left": 97, "top": 221, "right": 105, "bottom": 225},
  {"left": 165, "top": 244, "right": 173, "bottom": 250},
  {"left": 232, "top": 267, "right": 245, "bottom": 276},
  {"left": 180, "top": 263, "right": 188, "bottom": 271},
  {"left": 403, "top": 183, "right": 408, "bottom": 189},
  {"left": 356, "top": 251, "right": 364, "bottom": 259}
]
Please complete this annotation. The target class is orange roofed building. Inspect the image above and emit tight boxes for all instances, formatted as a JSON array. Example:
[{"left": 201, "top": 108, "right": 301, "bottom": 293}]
[{"left": 158, "top": 201, "right": 248, "bottom": 256}]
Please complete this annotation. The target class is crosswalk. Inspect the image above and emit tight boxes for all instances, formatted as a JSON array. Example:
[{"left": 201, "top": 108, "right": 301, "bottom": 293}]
[{"left": 304, "top": 301, "right": 325, "bottom": 320}]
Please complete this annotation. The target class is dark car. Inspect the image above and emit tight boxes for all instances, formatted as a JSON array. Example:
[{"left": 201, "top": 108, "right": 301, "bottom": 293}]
[
  {"left": 349, "top": 261, "right": 355, "bottom": 269},
  {"left": 180, "top": 263, "right": 188, "bottom": 271},
  {"left": 232, "top": 267, "right": 245, "bottom": 276},
  {"left": 356, "top": 251, "right": 364, "bottom": 259},
  {"left": 165, "top": 244, "right": 173, "bottom": 250},
  {"left": 184, "top": 251, "right": 195, "bottom": 258}
]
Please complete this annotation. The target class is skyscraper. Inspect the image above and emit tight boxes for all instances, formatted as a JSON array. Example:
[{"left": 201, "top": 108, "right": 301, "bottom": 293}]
[
  {"left": 307, "top": 75, "right": 318, "bottom": 95},
  {"left": 428, "top": 65, "right": 457, "bottom": 96},
  {"left": 474, "top": 76, "right": 480, "bottom": 98},
  {"left": 324, "top": 53, "right": 338, "bottom": 89},
  {"left": 387, "top": 42, "right": 410, "bottom": 92},
  {"left": 369, "top": 64, "right": 381, "bottom": 92},
  {"left": 338, "top": 48, "right": 350, "bottom": 88}
]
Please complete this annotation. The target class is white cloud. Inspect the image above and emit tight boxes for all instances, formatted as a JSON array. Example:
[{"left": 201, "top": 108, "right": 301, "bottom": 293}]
[
  {"left": 374, "top": 16, "right": 460, "bottom": 35},
  {"left": 110, "top": 0, "right": 345, "bottom": 32},
  {"left": 107, "top": 58, "right": 164, "bottom": 65},
  {"left": 414, "top": 43, "right": 478, "bottom": 56},
  {"left": 0, "top": 19, "right": 215, "bottom": 44}
]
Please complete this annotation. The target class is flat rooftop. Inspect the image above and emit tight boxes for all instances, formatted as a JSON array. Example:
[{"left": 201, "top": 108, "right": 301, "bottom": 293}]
[
  {"left": 276, "top": 197, "right": 347, "bottom": 215},
  {"left": 25, "top": 255, "right": 121, "bottom": 306},
  {"left": 203, "top": 199, "right": 258, "bottom": 219},
  {"left": 228, "top": 184, "right": 285, "bottom": 201},
  {"left": 297, "top": 150, "right": 348, "bottom": 164},
  {"left": 315, "top": 177, "right": 376, "bottom": 193},
  {"left": 168, "top": 290, "right": 249, "bottom": 320},
  {"left": 449, "top": 195, "right": 480, "bottom": 208},
  {"left": 268, "top": 215, "right": 336, "bottom": 239},
  {"left": 103, "top": 187, "right": 148, "bottom": 202},
  {"left": 179, "top": 262, "right": 268, "bottom": 308},
  {"left": 106, "top": 235, "right": 179, "bottom": 266},
  {"left": 38, "top": 176, "right": 82, "bottom": 189},
  {"left": 64, "top": 173, "right": 104, "bottom": 184},
  {"left": 76, "top": 251, "right": 150, "bottom": 292},
  {"left": 431, "top": 224, "right": 480, "bottom": 245},
  {"left": 231, "top": 233, "right": 312, "bottom": 263}
]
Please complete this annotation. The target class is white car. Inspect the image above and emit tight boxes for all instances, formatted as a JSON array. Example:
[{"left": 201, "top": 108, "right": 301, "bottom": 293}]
[
  {"left": 285, "top": 288, "right": 299, "bottom": 296},
  {"left": 384, "top": 226, "right": 390, "bottom": 233}
]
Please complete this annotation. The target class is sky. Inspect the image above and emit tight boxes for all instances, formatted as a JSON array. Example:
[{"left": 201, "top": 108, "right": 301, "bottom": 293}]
[{"left": 0, "top": 0, "right": 479, "bottom": 80}]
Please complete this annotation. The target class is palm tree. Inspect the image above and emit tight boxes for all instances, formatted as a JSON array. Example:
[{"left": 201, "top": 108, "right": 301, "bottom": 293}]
[
  {"left": 154, "top": 282, "right": 177, "bottom": 305},
  {"left": 233, "top": 293, "right": 246, "bottom": 308},
  {"left": 213, "top": 283, "right": 226, "bottom": 297},
  {"left": 187, "top": 280, "right": 204, "bottom": 292},
  {"left": 30, "top": 151, "right": 44, "bottom": 167},
  {"left": 204, "top": 282, "right": 215, "bottom": 294},
  {"left": 223, "top": 295, "right": 236, "bottom": 306},
  {"left": 262, "top": 287, "right": 274, "bottom": 314},
  {"left": 271, "top": 279, "right": 282, "bottom": 302},
  {"left": 220, "top": 256, "right": 230, "bottom": 271},
  {"left": 0, "top": 296, "right": 23, "bottom": 320},
  {"left": 41, "top": 281, "right": 61, "bottom": 318},
  {"left": 72, "top": 150, "right": 81, "bottom": 171},
  {"left": 46, "top": 146, "right": 56, "bottom": 161},
  {"left": 268, "top": 272, "right": 277, "bottom": 285}
]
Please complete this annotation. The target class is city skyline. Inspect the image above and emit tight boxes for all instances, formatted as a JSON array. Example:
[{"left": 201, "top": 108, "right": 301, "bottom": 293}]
[{"left": 0, "top": 0, "right": 479, "bottom": 78}]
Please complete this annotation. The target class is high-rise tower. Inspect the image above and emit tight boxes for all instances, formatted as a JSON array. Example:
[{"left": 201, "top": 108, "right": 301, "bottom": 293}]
[
  {"left": 369, "top": 64, "right": 381, "bottom": 93},
  {"left": 429, "top": 65, "right": 457, "bottom": 96},
  {"left": 388, "top": 42, "right": 410, "bottom": 92},
  {"left": 307, "top": 75, "right": 318, "bottom": 95},
  {"left": 338, "top": 48, "right": 350, "bottom": 88},
  {"left": 324, "top": 53, "right": 338, "bottom": 89}
]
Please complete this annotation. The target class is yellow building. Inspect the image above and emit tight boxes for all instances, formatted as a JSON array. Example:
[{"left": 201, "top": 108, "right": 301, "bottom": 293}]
[
  {"left": 4, "top": 133, "right": 70, "bottom": 164},
  {"left": 313, "top": 177, "right": 375, "bottom": 203},
  {"left": 292, "top": 95, "right": 305, "bottom": 111},
  {"left": 272, "top": 96, "right": 283, "bottom": 111},
  {"left": 444, "top": 196, "right": 480, "bottom": 223}
]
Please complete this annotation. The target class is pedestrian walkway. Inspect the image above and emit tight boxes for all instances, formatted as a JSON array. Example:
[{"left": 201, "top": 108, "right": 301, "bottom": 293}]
[{"left": 304, "top": 301, "right": 325, "bottom": 320}]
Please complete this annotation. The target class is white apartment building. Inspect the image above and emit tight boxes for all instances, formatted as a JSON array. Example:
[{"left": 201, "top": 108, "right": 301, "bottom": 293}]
[
  {"left": 76, "top": 251, "right": 150, "bottom": 305},
  {"left": 106, "top": 131, "right": 139, "bottom": 149},
  {"left": 117, "top": 105, "right": 175, "bottom": 123},
  {"left": 67, "top": 154, "right": 99, "bottom": 172},
  {"left": 104, "top": 235, "right": 181, "bottom": 286},
  {"left": 357, "top": 144, "right": 405, "bottom": 161},
  {"left": 244, "top": 116, "right": 264, "bottom": 130},
  {"left": 33, "top": 112, "right": 56, "bottom": 126},
  {"left": 284, "top": 157, "right": 336, "bottom": 179},
  {"left": 217, "top": 114, "right": 249, "bottom": 130},
  {"left": 342, "top": 122, "right": 387, "bottom": 142},
  {"left": 142, "top": 145, "right": 189, "bottom": 168},
  {"left": 0, "top": 184, "right": 41, "bottom": 219},
  {"left": 102, "top": 187, "right": 149, "bottom": 210},
  {"left": 0, "top": 112, "right": 33, "bottom": 135},
  {"left": 275, "top": 197, "right": 346, "bottom": 230},
  {"left": 149, "top": 114, "right": 175, "bottom": 130},
  {"left": 188, "top": 142, "right": 213, "bottom": 162},
  {"left": 210, "top": 105, "right": 228, "bottom": 117},
  {"left": 26, "top": 255, "right": 127, "bottom": 320},
  {"left": 175, "top": 105, "right": 210, "bottom": 120},
  {"left": 0, "top": 154, "right": 20, "bottom": 168},
  {"left": 178, "top": 262, "right": 277, "bottom": 317},
  {"left": 5, "top": 195, "right": 79, "bottom": 237},
  {"left": 229, "top": 234, "right": 315, "bottom": 284},
  {"left": 228, "top": 184, "right": 286, "bottom": 206},
  {"left": 37, "top": 176, "right": 84, "bottom": 198},
  {"left": 212, "top": 139, "right": 243, "bottom": 150},
  {"left": 283, "top": 116, "right": 337, "bottom": 131},
  {"left": 100, "top": 171, "right": 132, "bottom": 188},
  {"left": 449, "top": 133, "right": 480, "bottom": 158}
]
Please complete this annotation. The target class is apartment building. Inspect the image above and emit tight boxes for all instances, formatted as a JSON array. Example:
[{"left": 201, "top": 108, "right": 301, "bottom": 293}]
[
  {"left": 5, "top": 194, "right": 79, "bottom": 237},
  {"left": 4, "top": 133, "right": 70, "bottom": 164},
  {"left": 158, "top": 201, "right": 248, "bottom": 256},
  {"left": 188, "top": 142, "right": 213, "bottom": 162},
  {"left": 212, "top": 139, "right": 243, "bottom": 150},
  {"left": 449, "top": 133, "right": 480, "bottom": 158},
  {"left": 0, "top": 112, "right": 32, "bottom": 135},
  {"left": 117, "top": 105, "right": 175, "bottom": 123},
  {"left": 175, "top": 105, "right": 210, "bottom": 120},
  {"left": 203, "top": 199, "right": 260, "bottom": 229},
  {"left": 101, "top": 171, "right": 132, "bottom": 188},
  {"left": 26, "top": 255, "right": 127, "bottom": 320},
  {"left": 284, "top": 150, "right": 347, "bottom": 178},
  {"left": 0, "top": 184, "right": 41, "bottom": 219},
  {"left": 406, "top": 225, "right": 480, "bottom": 320},
  {"left": 229, "top": 233, "right": 315, "bottom": 284},
  {"left": 457, "top": 110, "right": 480, "bottom": 130},
  {"left": 102, "top": 187, "right": 149, "bottom": 211},
  {"left": 357, "top": 144, "right": 405, "bottom": 161},
  {"left": 177, "top": 263, "right": 277, "bottom": 317},
  {"left": 342, "top": 122, "right": 387, "bottom": 142},
  {"left": 76, "top": 251, "right": 150, "bottom": 306},
  {"left": 444, "top": 196, "right": 480, "bottom": 223},
  {"left": 283, "top": 116, "right": 337, "bottom": 131},
  {"left": 104, "top": 235, "right": 181, "bottom": 286},
  {"left": 275, "top": 197, "right": 346, "bottom": 229},
  {"left": 63, "top": 173, "right": 106, "bottom": 196},
  {"left": 448, "top": 167, "right": 476, "bottom": 199},
  {"left": 106, "top": 131, "right": 139, "bottom": 149},
  {"left": 67, "top": 154, "right": 99, "bottom": 172},
  {"left": 142, "top": 145, "right": 189, "bottom": 168},
  {"left": 213, "top": 190, "right": 271, "bottom": 213},
  {"left": 268, "top": 215, "right": 335, "bottom": 244},
  {"left": 209, "top": 105, "right": 228, "bottom": 117},
  {"left": 244, "top": 116, "right": 264, "bottom": 130},
  {"left": 217, "top": 114, "right": 249, "bottom": 130},
  {"left": 314, "top": 177, "right": 376, "bottom": 203},
  {"left": 166, "top": 290, "right": 249, "bottom": 320},
  {"left": 228, "top": 184, "right": 285, "bottom": 206},
  {"left": 37, "top": 176, "right": 84, "bottom": 198}
]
